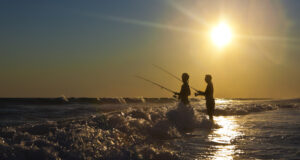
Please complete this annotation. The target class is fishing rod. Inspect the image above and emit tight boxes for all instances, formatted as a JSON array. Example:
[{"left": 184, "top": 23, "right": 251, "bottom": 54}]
[
  {"left": 152, "top": 64, "right": 199, "bottom": 91},
  {"left": 135, "top": 75, "right": 177, "bottom": 94},
  {"left": 152, "top": 64, "right": 181, "bottom": 82}
]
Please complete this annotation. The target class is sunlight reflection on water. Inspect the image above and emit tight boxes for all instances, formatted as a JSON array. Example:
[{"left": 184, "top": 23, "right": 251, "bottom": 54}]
[
  {"left": 208, "top": 116, "right": 242, "bottom": 160},
  {"left": 215, "top": 99, "right": 232, "bottom": 105}
]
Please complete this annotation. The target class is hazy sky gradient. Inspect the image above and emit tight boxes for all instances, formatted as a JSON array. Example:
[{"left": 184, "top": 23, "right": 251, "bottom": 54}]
[{"left": 1, "top": 0, "right": 300, "bottom": 98}]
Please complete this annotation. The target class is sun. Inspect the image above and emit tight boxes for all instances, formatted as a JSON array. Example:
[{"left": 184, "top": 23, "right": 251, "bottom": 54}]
[{"left": 211, "top": 22, "right": 232, "bottom": 48}]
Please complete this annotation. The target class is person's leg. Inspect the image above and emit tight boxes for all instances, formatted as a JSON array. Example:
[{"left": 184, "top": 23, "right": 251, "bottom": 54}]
[
  {"left": 207, "top": 101, "right": 214, "bottom": 121},
  {"left": 206, "top": 105, "right": 211, "bottom": 120},
  {"left": 211, "top": 100, "right": 215, "bottom": 120},
  {"left": 208, "top": 107, "right": 213, "bottom": 120}
]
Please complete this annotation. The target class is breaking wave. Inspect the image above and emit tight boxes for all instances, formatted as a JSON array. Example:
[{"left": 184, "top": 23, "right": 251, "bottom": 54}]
[
  {"left": 0, "top": 98, "right": 299, "bottom": 159},
  {"left": 0, "top": 103, "right": 216, "bottom": 160},
  {"left": 0, "top": 97, "right": 203, "bottom": 105}
]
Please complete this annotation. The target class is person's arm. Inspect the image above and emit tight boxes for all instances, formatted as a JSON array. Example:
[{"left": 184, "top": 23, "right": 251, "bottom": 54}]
[
  {"left": 195, "top": 90, "right": 205, "bottom": 96},
  {"left": 195, "top": 85, "right": 208, "bottom": 96},
  {"left": 173, "top": 92, "right": 179, "bottom": 99},
  {"left": 174, "top": 85, "right": 184, "bottom": 99}
]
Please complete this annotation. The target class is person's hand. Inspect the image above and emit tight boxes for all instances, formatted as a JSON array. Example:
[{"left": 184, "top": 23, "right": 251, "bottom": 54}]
[
  {"left": 173, "top": 92, "right": 179, "bottom": 98},
  {"left": 194, "top": 91, "right": 200, "bottom": 96}
]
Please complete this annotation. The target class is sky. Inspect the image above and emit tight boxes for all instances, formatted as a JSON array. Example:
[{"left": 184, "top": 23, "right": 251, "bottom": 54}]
[{"left": 1, "top": 0, "right": 300, "bottom": 98}]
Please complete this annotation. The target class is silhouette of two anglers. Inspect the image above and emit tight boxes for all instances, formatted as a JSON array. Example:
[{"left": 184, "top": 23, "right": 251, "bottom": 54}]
[
  {"left": 136, "top": 69, "right": 215, "bottom": 121},
  {"left": 174, "top": 73, "right": 215, "bottom": 120}
]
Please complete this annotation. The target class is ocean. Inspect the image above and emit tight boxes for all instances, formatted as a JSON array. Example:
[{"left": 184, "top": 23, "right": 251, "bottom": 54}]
[{"left": 0, "top": 97, "right": 299, "bottom": 160}]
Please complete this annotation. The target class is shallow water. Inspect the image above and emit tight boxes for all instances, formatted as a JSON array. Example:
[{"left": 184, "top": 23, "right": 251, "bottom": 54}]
[
  {"left": 0, "top": 98, "right": 299, "bottom": 159},
  {"left": 170, "top": 108, "right": 300, "bottom": 160}
]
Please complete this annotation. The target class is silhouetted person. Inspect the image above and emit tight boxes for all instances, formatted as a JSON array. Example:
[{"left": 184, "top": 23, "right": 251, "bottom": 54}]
[
  {"left": 195, "top": 74, "right": 215, "bottom": 120},
  {"left": 175, "top": 73, "right": 191, "bottom": 105},
  {"left": 168, "top": 73, "right": 194, "bottom": 133}
]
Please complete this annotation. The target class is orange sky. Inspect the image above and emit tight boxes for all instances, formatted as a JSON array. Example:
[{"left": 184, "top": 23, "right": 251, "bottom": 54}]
[{"left": 1, "top": 0, "right": 300, "bottom": 98}]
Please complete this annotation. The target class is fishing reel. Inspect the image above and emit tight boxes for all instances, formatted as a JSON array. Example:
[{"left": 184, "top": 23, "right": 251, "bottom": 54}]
[{"left": 173, "top": 92, "right": 179, "bottom": 99}]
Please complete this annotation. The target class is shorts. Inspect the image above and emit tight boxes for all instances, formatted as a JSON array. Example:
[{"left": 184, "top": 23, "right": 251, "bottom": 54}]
[{"left": 206, "top": 99, "right": 215, "bottom": 116}]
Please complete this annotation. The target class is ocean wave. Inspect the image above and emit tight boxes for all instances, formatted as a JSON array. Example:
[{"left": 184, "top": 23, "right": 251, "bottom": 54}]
[
  {"left": 214, "top": 104, "right": 278, "bottom": 116},
  {"left": 1, "top": 99, "right": 299, "bottom": 127},
  {"left": 0, "top": 99, "right": 299, "bottom": 159},
  {"left": 0, "top": 97, "right": 179, "bottom": 105},
  {"left": 1, "top": 97, "right": 300, "bottom": 106},
  {"left": 194, "top": 103, "right": 280, "bottom": 116},
  {"left": 0, "top": 103, "right": 218, "bottom": 160}
]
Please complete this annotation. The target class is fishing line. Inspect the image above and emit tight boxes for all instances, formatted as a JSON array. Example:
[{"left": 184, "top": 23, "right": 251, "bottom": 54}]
[
  {"left": 135, "top": 75, "right": 177, "bottom": 94},
  {"left": 152, "top": 64, "right": 199, "bottom": 91}
]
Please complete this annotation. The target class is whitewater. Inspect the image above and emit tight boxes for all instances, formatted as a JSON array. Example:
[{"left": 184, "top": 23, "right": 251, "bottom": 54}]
[{"left": 0, "top": 98, "right": 299, "bottom": 159}]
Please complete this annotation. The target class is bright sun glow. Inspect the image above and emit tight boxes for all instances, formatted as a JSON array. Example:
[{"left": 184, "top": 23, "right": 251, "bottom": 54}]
[{"left": 211, "top": 22, "right": 232, "bottom": 48}]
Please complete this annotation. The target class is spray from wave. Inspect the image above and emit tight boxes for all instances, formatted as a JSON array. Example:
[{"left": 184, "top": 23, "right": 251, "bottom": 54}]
[
  {"left": 0, "top": 102, "right": 217, "bottom": 160},
  {"left": 0, "top": 98, "right": 299, "bottom": 159}
]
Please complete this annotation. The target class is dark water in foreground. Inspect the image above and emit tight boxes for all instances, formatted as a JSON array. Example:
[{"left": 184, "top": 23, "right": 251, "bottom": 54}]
[{"left": 0, "top": 98, "right": 299, "bottom": 159}]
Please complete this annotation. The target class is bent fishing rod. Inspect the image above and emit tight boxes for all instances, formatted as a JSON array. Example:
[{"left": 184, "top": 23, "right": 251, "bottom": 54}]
[
  {"left": 135, "top": 75, "right": 177, "bottom": 95},
  {"left": 152, "top": 64, "right": 199, "bottom": 91}
]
